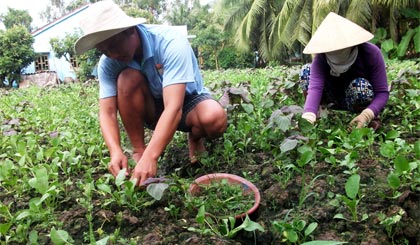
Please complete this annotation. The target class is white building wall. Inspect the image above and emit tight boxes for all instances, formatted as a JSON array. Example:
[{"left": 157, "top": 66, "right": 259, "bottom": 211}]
[{"left": 23, "top": 5, "right": 89, "bottom": 81}]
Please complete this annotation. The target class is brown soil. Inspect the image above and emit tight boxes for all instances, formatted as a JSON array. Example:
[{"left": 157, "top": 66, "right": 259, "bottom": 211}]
[{"left": 51, "top": 137, "right": 419, "bottom": 245}]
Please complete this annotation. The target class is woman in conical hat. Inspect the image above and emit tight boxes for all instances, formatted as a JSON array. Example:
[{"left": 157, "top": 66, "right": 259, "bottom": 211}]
[{"left": 299, "top": 12, "right": 389, "bottom": 130}]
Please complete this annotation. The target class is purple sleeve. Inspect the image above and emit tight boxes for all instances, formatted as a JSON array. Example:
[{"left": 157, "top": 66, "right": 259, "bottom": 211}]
[
  {"left": 303, "top": 55, "right": 327, "bottom": 115},
  {"left": 303, "top": 43, "right": 389, "bottom": 116},
  {"left": 364, "top": 43, "right": 389, "bottom": 116}
]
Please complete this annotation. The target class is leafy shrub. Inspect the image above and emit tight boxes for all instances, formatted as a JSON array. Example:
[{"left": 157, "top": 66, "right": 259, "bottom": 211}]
[{"left": 218, "top": 47, "right": 254, "bottom": 69}]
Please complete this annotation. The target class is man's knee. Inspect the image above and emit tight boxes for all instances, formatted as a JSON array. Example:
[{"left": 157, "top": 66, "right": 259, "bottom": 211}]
[
  {"left": 201, "top": 105, "right": 227, "bottom": 137},
  {"left": 117, "top": 68, "right": 147, "bottom": 96}
]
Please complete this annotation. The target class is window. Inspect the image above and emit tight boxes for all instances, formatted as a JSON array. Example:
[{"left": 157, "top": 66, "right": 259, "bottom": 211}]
[
  {"left": 35, "top": 54, "right": 49, "bottom": 71},
  {"left": 70, "top": 54, "right": 78, "bottom": 68}
]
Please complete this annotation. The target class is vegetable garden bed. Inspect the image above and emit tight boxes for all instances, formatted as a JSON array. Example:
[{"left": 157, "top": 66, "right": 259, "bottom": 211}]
[{"left": 0, "top": 60, "right": 419, "bottom": 244}]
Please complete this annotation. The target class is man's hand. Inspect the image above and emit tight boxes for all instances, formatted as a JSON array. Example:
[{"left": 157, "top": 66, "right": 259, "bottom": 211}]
[
  {"left": 130, "top": 156, "right": 158, "bottom": 186},
  {"left": 349, "top": 108, "right": 374, "bottom": 130},
  {"left": 108, "top": 152, "right": 130, "bottom": 177}
]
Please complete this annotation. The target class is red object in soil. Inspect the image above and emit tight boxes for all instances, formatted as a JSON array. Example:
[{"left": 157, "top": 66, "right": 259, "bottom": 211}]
[{"left": 188, "top": 173, "right": 261, "bottom": 220}]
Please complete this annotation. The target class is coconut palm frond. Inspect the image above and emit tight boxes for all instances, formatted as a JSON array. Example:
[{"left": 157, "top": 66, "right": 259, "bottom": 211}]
[
  {"left": 234, "top": 15, "right": 252, "bottom": 51},
  {"left": 254, "top": 7, "right": 279, "bottom": 61},
  {"left": 216, "top": 0, "right": 253, "bottom": 34},
  {"left": 313, "top": 0, "right": 340, "bottom": 11},
  {"left": 373, "top": 0, "right": 417, "bottom": 8},
  {"left": 258, "top": 16, "right": 271, "bottom": 60},
  {"left": 345, "top": 0, "right": 372, "bottom": 30},
  {"left": 293, "top": 1, "right": 312, "bottom": 47},
  {"left": 234, "top": 0, "right": 270, "bottom": 52},
  {"left": 312, "top": 0, "right": 338, "bottom": 29},
  {"left": 272, "top": 0, "right": 300, "bottom": 45},
  {"left": 243, "top": 0, "right": 267, "bottom": 39},
  {"left": 248, "top": 0, "right": 267, "bottom": 18},
  {"left": 268, "top": 9, "right": 281, "bottom": 48},
  {"left": 275, "top": 0, "right": 298, "bottom": 36},
  {"left": 281, "top": 0, "right": 313, "bottom": 48},
  {"left": 372, "top": 0, "right": 418, "bottom": 42}
]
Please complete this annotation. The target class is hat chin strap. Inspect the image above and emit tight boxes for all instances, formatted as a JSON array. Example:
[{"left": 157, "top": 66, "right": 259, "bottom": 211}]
[{"left": 326, "top": 46, "right": 358, "bottom": 77}]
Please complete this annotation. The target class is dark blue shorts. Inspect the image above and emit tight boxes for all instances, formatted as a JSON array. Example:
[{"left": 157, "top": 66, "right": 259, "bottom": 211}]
[{"left": 145, "top": 93, "right": 215, "bottom": 132}]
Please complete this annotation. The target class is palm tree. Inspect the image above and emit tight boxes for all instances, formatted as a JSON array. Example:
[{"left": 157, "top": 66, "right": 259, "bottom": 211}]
[
  {"left": 164, "top": 0, "right": 192, "bottom": 26},
  {"left": 372, "top": 0, "right": 419, "bottom": 42},
  {"left": 214, "top": 0, "right": 275, "bottom": 61},
  {"left": 269, "top": 0, "right": 372, "bottom": 60},
  {"left": 216, "top": 0, "right": 418, "bottom": 63}
]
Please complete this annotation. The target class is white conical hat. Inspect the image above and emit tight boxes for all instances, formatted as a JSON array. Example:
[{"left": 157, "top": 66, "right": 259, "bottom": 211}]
[
  {"left": 74, "top": 0, "right": 146, "bottom": 55},
  {"left": 303, "top": 12, "right": 374, "bottom": 54}
]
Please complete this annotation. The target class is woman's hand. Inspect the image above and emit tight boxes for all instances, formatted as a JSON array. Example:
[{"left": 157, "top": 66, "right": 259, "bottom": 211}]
[{"left": 349, "top": 108, "right": 374, "bottom": 130}]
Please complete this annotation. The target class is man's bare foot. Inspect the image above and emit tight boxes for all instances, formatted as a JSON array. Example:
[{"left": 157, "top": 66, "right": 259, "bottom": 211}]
[{"left": 188, "top": 135, "right": 206, "bottom": 163}]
